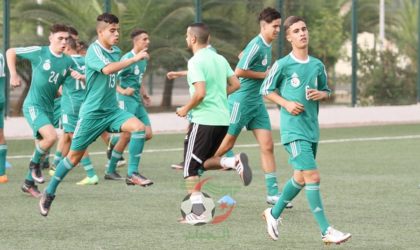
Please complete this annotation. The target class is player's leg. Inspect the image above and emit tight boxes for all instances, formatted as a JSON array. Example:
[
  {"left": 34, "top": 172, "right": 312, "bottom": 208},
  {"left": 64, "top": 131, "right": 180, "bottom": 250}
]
[
  {"left": 105, "top": 131, "right": 129, "bottom": 180},
  {"left": 0, "top": 104, "right": 7, "bottom": 183},
  {"left": 40, "top": 117, "right": 107, "bottom": 216},
  {"left": 76, "top": 150, "right": 99, "bottom": 185}
]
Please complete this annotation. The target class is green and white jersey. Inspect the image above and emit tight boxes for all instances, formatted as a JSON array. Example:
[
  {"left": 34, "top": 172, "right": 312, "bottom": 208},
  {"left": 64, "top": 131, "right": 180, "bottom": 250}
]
[
  {"left": 16, "top": 46, "right": 73, "bottom": 113},
  {"left": 0, "top": 53, "right": 5, "bottom": 104},
  {"left": 117, "top": 50, "right": 147, "bottom": 103},
  {"left": 230, "top": 34, "right": 272, "bottom": 104},
  {"left": 79, "top": 40, "right": 121, "bottom": 118},
  {"left": 260, "top": 52, "right": 330, "bottom": 144},
  {"left": 61, "top": 55, "right": 86, "bottom": 115},
  {"left": 187, "top": 47, "right": 233, "bottom": 126}
]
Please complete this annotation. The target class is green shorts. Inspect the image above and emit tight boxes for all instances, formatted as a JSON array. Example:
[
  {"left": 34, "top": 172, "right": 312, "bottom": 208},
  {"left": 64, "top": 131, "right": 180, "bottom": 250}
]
[
  {"left": 284, "top": 140, "right": 318, "bottom": 171},
  {"left": 118, "top": 99, "right": 151, "bottom": 126},
  {"left": 0, "top": 103, "right": 4, "bottom": 129},
  {"left": 227, "top": 100, "right": 271, "bottom": 136},
  {"left": 71, "top": 109, "right": 134, "bottom": 151},
  {"left": 53, "top": 98, "right": 62, "bottom": 129},
  {"left": 23, "top": 105, "right": 53, "bottom": 139},
  {"left": 62, "top": 112, "right": 79, "bottom": 133}
]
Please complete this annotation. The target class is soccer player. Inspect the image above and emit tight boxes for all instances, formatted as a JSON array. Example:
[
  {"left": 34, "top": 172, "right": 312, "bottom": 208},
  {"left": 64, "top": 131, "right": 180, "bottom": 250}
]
[
  {"left": 105, "top": 28, "right": 153, "bottom": 186},
  {"left": 59, "top": 37, "right": 99, "bottom": 185},
  {"left": 177, "top": 22, "right": 250, "bottom": 194},
  {"left": 39, "top": 13, "right": 150, "bottom": 216},
  {"left": 260, "top": 16, "right": 351, "bottom": 244},
  {"left": 0, "top": 53, "right": 8, "bottom": 183},
  {"left": 213, "top": 7, "right": 289, "bottom": 206},
  {"left": 6, "top": 24, "right": 73, "bottom": 197}
]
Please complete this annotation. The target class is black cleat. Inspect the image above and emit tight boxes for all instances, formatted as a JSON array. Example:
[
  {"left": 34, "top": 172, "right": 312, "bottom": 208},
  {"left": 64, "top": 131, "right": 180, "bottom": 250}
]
[
  {"left": 126, "top": 172, "right": 153, "bottom": 187},
  {"left": 104, "top": 171, "right": 124, "bottom": 180},
  {"left": 41, "top": 161, "right": 50, "bottom": 169},
  {"left": 39, "top": 191, "right": 55, "bottom": 217},
  {"left": 21, "top": 180, "right": 42, "bottom": 198},
  {"left": 29, "top": 161, "right": 44, "bottom": 184}
]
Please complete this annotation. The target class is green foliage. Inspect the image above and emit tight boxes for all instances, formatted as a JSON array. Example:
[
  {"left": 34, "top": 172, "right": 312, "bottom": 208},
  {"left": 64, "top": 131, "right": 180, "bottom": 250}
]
[{"left": 357, "top": 47, "right": 416, "bottom": 105}]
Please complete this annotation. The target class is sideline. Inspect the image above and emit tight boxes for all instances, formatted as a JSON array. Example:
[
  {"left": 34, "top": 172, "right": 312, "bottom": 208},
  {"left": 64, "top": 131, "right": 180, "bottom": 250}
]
[{"left": 7, "top": 134, "right": 420, "bottom": 159}]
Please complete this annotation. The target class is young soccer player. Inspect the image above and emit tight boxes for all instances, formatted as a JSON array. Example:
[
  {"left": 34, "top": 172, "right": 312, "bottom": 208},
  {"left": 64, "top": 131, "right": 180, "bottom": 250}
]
[
  {"left": 39, "top": 13, "right": 150, "bottom": 216},
  {"left": 260, "top": 16, "right": 351, "bottom": 244},
  {"left": 6, "top": 24, "right": 73, "bottom": 196},
  {"left": 177, "top": 22, "right": 251, "bottom": 195},
  {"left": 105, "top": 28, "right": 153, "bottom": 186},
  {"left": 213, "top": 7, "right": 290, "bottom": 206},
  {"left": 0, "top": 53, "right": 8, "bottom": 183}
]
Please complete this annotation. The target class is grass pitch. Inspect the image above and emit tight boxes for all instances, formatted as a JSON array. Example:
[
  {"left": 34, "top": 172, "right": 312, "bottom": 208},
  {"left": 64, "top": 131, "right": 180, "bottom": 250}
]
[{"left": 1, "top": 124, "right": 420, "bottom": 249}]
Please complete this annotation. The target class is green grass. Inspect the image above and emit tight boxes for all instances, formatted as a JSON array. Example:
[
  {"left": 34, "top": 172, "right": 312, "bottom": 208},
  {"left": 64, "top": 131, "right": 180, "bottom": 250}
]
[{"left": 1, "top": 124, "right": 420, "bottom": 249}]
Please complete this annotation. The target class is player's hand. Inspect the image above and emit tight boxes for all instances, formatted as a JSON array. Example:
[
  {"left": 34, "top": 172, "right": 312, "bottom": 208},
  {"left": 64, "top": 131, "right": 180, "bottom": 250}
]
[
  {"left": 176, "top": 106, "right": 189, "bottom": 117},
  {"left": 124, "top": 87, "right": 135, "bottom": 96},
  {"left": 285, "top": 101, "right": 304, "bottom": 115},
  {"left": 134, "top": 48, "right": 149, "bottom": 62},
  {"left": 306, "top": 89, "right": 328, "bottom": 101},
  {"left": 70, "top": 69, "right": 85, "bottom": 80},
  {"left": 142, "top": 94, "right": 151, "bottom": 106},
  {"left": 166, "top": 71, "right": 177, "bottom": 80},
  {"left": 10, "top": 74, "right": 21, "bottom": 88}
]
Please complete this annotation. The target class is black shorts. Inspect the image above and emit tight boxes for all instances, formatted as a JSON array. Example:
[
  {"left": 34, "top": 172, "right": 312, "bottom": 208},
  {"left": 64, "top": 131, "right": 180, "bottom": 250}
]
[{"left": 184, "top": 123, "right": 228, "bottom": 178}]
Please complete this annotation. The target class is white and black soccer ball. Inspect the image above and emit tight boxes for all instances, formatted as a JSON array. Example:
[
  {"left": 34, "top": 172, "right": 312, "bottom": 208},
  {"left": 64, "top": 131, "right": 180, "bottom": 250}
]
[{"left": 180, "top": 191, "right": 215, "bottom": 225}]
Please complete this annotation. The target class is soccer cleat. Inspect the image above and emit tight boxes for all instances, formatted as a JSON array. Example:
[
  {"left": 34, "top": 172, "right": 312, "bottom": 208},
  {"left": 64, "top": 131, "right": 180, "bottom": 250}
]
[
  {"left": 170, "top": 161, "right": 184, "bottom": 170},
  {"left": 266, "top": 194, "right": 293, "bottom": 209},
  {"left": 39, "top": 191, "right": 55, "bottom": 217},
  {"left": 322, "top": 226, "right": 352, "bottom": 245},
  {"left": 126, "top": 172, "right": 153, "bottom": 187},
  {"left": 41, "top": 161, "right": 50, "bottom": 169},
  {"left": 29, "top": 161, "right": 44, "bottom": 184},
  {"left": 235, "top": 153, "right": 252, "bottom": 186},
  {"left": 104, "top": 171, "right": 124, "bottom": 180},
  {"left": 117, "top": 158, "right": 126, "bottom": 168},
  {"left": 76, "top": 175, "right": 99, "bottom": 185},
  {"left": 262, "top": 208, "right": 281, "bottom": 241},
  {"left": 21, "top": 181, "right": 42, "bottom": 198},
  {"left": 0, "top": 175, "right": 8, "bottom": 183}
]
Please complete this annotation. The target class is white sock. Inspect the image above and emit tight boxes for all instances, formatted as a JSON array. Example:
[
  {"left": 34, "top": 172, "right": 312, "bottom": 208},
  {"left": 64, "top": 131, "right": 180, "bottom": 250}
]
[{"left": 220, "top": 156, "right": 236, "bottom": 169}]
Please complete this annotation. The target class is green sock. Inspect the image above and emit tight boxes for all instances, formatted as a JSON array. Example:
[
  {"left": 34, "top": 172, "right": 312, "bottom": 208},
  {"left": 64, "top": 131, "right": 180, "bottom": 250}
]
[
  {"left": 31, "top": 144, "right": 46, "bottom": 164},
  {"left": 46, "top": 158, "right": 74, "bottom": 195},
  {"left": 81, "top": 157, "right": 96, "bottom": 178},
  {"left": 42, "top": 151, "right": 50, "bottom": 164},
  {"left": 53, "top": 151, "right": 63, "bottom": 166},
  {"left": 110, "top": 134, "right": 120, "bottom": 146},
  {"left": 271, "top": 178, "right": 303, "bottom": 219},
  {"left": 25, "top": 170, "right": 33, "bottom": 181},
  {"left": 0, "top": 144, "right": 7, "bottom": 176},
  {"left": 128, "top": 131, "right": 145, "bottom": 176},
  {"left": 106, "top": 149, "right": 122, "bottom": 174},
  {"left": 305, "top": 183, "right": 330, "bottom": 234},
  {"left": 265, "top": 172, "right": 279, "bottom": 196},
  {"left": 225, "top": 149, "right": 234, "bottom": 157}
]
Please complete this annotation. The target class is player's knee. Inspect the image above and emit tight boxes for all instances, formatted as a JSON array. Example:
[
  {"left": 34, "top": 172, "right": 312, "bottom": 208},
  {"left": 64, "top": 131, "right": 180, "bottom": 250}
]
[
  {"left": 45, "top": 133, "right": 58, "bottom": 146},
  {"left": 260, "top": 142, "right": 274, "bottom": 154},
  {"left": 145, "top": 133, "right": 153, "bottom": 141}
]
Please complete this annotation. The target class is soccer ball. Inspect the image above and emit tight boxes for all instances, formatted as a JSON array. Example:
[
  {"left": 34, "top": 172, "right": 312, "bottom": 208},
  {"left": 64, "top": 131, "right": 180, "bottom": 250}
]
[{"left": 180, "top": 191, "right": 215, "bottom": 225}]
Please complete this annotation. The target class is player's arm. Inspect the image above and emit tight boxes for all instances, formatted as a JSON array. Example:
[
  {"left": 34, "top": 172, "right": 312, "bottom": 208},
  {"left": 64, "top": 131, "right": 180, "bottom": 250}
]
[
  {"left": 167, "top": 70, "right": 187, "bottom": 80},
  {"left": 227, "top": 75, "right": 240, "bottom": 95},
  {"left": 116, "top": 84, "right": 134, "bottom": 96},
  {"left": 70, "top": 68, "right": 86, "bottom": 82},
  {"left": 140, "top": 84, "right": 151, "bottom": 106},
  {"left": 176, "top": 82, "right": 206, "bottom": 117},
  {"left": 264, "top": 92, "right": 304, "bottom": 116},
  {"left": 307, "top": 64, "right": 331, "bottom": 101},
  {"left": 5, "top": 48, "right": 20, "bottom": 87},
  {"left": 235, "top": 68, "right": 267, "bottom": 80},
  {"left": 102, "top": 49, "right": 149, "bottom": 75}
]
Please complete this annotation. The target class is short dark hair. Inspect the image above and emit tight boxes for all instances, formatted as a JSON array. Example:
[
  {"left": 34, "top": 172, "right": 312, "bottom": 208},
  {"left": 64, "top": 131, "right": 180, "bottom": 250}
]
[
  {"left": 67, "top": 36, "right": 78, "bottom": 50},
  {"left": 130, "top": 29, "right": 148, "bottom": 40},
  {"left": 188, "top": 23, "right": 209, "bottom": 44},
  {"left": 68, "top": 26, "right": 78, "bottom": 36},
  {"left": 258, "top": 7, "right": 281, "bottom": 23},
  {"left": 283, "top": 16, "right": 306, "bottom": 33},
  {"left": 97, "top": 13, "right": 119, "bottom": 24},
  {"left": 78, "top": 41, "right": 88, "bottom": 51},
  {"left": 50, "top": 24, "right": 69, "bottom": 34}
]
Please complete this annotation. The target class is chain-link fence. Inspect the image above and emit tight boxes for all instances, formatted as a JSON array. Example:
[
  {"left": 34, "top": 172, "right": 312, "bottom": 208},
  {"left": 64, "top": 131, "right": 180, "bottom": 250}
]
[{"left": 1, "top": 0, "right": 419, "bottom": 115}]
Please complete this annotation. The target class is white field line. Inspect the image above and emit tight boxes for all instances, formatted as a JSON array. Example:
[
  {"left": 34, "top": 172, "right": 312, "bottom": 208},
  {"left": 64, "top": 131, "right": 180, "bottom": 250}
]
[{"left": 7, "top": 134, "right": 420, "bottom": 159}]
